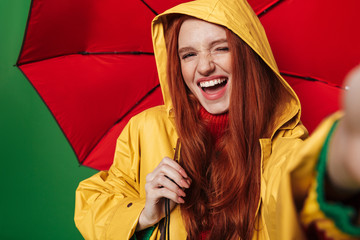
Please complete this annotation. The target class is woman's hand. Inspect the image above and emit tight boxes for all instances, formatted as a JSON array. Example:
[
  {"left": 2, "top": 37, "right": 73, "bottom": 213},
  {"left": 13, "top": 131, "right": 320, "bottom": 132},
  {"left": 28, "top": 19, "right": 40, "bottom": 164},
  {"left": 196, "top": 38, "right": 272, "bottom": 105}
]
[
  {"left": 328, "top": 66, "right": 360, "bottom": 193},
  {"left": 136, "top": 157, "right": 191, "bottom": 231}
]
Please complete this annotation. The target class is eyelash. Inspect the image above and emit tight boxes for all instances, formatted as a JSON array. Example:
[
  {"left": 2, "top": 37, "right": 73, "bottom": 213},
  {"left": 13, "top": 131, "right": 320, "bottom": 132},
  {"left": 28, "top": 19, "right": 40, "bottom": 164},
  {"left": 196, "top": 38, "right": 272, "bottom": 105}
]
[
  {"left": 181, "top": 47, "right": 229, "bottom": 59},
  {"left": 182, "top": 53, "right": 196, "bottom": 59},
  {"left": 216, "top": 47, "right": 229, "bottom": 51}
]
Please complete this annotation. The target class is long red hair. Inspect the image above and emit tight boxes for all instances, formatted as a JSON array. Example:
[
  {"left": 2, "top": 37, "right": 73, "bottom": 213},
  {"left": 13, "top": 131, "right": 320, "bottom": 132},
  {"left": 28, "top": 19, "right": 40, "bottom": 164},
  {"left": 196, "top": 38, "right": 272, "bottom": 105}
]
[{"left": 165, "top": 15, "right": 286, "bottom": 240}]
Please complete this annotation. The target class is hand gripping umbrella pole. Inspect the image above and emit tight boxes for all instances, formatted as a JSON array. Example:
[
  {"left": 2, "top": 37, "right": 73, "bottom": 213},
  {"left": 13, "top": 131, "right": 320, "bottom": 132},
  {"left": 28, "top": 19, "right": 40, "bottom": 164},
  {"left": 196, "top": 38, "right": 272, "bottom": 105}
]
[{"left": 163, "top": 139, "right": 181, "bottom": 240}]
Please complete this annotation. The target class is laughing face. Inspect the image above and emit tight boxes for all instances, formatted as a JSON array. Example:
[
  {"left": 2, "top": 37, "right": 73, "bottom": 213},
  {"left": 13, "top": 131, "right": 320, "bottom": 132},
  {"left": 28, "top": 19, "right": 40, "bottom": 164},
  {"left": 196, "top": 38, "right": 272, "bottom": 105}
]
[{"left": 178, "top": 18, "right": 232, "bottom": 114}]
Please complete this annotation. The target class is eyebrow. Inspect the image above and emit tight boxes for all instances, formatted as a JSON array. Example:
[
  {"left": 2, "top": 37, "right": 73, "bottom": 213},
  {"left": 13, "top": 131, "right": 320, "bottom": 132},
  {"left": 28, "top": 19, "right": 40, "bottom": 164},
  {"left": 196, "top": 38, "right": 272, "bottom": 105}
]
[
  {"left": 178, "top": 47, "right": 195, "bottom": 55},
  {"left": 178, "top": 38, "right": 228, "bottom": 55}
]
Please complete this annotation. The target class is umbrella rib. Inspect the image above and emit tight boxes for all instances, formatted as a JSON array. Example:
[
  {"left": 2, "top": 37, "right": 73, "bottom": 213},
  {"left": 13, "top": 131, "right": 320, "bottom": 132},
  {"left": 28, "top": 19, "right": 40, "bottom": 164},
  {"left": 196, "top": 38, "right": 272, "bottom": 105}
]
[
  {"left": 115, "top": 83, "right": 161, "bottom": 125},
  {"left": 79, "top": 51, "right": 154, "bottom": 55},
  {"left": 16, "top": 0, "right": 36, "bottom": 66},
  {"left": 257, "top": 0, "right": 284, "bottom": 17},
  {"left": 280, "top": 72, "right": 344, "bottom": 89},
  {"left": 16, "top": 51, "right": 154, "bottom": 66},
  {"left": 140, "top": 0, "right": 158, "bottom": 16},
  {"left": 79, "top": 83, "right": 161, "bottom": 165}
]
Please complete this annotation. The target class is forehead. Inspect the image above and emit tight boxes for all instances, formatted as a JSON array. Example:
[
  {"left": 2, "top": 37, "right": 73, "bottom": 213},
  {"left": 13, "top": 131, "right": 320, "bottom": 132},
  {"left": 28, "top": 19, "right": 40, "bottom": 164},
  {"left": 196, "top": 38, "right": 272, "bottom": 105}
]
[{"left": 178, "top": 18, "right": 227, "bottom": 46}]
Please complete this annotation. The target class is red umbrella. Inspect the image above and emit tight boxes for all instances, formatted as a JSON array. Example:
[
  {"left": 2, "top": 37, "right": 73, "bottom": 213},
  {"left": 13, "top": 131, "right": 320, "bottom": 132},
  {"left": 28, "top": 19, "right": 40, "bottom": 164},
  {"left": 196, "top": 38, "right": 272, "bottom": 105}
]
[
  {"left": 17, "top": 0, "right": 359, "bottom": 170},
  {"left": 254, "top": 0, "right": 359, "bottom": 133}
]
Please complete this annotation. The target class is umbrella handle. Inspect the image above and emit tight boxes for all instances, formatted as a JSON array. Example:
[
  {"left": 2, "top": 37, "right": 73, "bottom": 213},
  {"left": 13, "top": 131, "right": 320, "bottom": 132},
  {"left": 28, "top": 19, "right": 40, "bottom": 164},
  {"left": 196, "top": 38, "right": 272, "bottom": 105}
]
[{"left": 164, "top": 139, "right": 181, "bottom": 240}]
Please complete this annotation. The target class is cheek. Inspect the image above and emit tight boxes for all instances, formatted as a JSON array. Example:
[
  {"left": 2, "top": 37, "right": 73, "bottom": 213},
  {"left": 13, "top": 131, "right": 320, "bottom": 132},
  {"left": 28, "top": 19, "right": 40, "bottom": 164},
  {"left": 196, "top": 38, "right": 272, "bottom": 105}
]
[
  {"left": 181, "top": 62, "right": 195, "bottom": 88},
  {"left": 222, "top": 55, "right": 233, "bottom": 73}
]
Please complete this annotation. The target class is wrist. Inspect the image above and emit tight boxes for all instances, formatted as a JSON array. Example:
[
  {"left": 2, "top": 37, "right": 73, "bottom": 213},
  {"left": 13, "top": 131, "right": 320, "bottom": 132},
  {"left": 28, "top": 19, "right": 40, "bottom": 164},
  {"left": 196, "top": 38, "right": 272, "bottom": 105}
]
[{"left": 136, "top": 209, "right": 157, "bottom": 231}]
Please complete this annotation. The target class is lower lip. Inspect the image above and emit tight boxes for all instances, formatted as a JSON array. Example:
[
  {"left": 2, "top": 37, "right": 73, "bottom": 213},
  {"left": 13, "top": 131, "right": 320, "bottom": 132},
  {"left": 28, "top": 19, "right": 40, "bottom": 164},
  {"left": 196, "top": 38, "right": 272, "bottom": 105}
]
[{"left": 200, "top": 82, "right": 228, "bottom": 100}]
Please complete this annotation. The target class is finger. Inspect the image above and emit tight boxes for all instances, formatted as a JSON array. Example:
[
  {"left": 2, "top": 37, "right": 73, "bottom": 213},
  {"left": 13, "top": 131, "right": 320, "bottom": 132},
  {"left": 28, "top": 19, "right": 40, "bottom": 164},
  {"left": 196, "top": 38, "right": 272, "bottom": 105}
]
[
  {"left": 165, "top": 175, "right": 191, "bottom": 191},
  {"left": 162, "top": 157, "right": 190, "bottom": 179},
  {"left": 162, "top": 175, "right": 187, "bottom": 197},
  {"left": 145, "top": 175, "right": 186, "bottom": 205},
  {"left": 154, "top": 161, "right": 190, "bottom": 188},
  {"left": 152, "top": 187, "right": 185, "bottom": 204},
  {"left": 145, "top": 158, "right": 181, "bottom": 183},
  {"left": 148, "top": 175, "right": 186, "bottom": 198}
]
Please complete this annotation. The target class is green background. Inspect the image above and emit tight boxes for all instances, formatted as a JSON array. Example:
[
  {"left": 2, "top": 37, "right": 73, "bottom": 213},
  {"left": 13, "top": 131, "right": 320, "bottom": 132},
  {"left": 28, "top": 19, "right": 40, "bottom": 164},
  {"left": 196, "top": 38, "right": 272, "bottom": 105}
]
[{"left": 0, "top": 1, "right": 97, "bottom": 239}]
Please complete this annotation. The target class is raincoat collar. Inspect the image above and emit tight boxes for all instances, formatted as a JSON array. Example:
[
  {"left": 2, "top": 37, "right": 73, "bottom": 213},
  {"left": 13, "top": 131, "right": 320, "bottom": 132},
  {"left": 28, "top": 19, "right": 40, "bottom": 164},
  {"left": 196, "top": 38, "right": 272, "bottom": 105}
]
[{"left": 151, "top": 0, "right": 301, "bottom": 137}]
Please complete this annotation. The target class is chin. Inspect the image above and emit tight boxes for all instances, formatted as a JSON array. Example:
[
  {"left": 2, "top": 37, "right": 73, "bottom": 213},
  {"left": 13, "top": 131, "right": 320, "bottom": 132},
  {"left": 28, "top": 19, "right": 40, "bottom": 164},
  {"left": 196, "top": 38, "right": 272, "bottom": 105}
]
[{"left": 203, "top": 105, "right": 229, "bottom": 115}]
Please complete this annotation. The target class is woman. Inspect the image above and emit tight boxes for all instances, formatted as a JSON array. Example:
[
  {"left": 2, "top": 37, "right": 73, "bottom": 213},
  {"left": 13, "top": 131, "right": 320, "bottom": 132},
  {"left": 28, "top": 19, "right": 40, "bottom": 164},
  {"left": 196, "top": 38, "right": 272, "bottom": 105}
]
[{"left": 74, "top": 0, "right": 360, "bottom": 239}]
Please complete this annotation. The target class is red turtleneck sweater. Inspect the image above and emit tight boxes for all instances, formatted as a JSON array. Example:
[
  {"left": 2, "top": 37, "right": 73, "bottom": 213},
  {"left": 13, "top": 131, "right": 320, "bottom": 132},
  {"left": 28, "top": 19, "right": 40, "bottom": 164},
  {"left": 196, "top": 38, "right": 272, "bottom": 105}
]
[{"left": 198, "top": 106, "right": 229, "bottom": 144}]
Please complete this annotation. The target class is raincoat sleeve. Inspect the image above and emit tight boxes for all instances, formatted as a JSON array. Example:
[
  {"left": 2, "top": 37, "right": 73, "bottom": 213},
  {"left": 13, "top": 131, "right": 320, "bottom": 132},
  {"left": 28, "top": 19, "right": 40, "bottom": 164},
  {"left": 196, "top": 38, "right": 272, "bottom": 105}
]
[
  {"left": 75, "top": 117, "right": 147, "bottom": 240},
  {"left": 290, "top": 112, "right": 360, "bottom": 239}
]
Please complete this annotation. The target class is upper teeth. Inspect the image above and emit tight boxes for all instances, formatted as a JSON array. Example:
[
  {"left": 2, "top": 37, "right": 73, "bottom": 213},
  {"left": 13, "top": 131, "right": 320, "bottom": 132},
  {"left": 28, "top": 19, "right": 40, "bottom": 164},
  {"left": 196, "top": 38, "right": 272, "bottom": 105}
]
[{"left": 199, "top": 78, "right": 226, "bottom": 88}]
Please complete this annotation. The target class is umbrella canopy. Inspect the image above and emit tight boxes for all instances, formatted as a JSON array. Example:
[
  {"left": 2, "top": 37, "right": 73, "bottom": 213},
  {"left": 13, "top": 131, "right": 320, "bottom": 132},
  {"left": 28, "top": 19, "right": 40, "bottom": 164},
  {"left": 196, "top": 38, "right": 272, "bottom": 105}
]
[
  {"left": 257, "top": 0, "right": 359, "bottom": 134},
  {"left": 17, "top": 0, "right": 359, "bottom": 170}
]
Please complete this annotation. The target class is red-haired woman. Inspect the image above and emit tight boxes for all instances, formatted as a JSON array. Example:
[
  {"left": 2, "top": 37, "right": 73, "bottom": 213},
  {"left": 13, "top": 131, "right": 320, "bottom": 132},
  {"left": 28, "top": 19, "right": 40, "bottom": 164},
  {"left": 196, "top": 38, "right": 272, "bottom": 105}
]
[{"left": 75, "top": 0, "right": 360, "bottom": 239}]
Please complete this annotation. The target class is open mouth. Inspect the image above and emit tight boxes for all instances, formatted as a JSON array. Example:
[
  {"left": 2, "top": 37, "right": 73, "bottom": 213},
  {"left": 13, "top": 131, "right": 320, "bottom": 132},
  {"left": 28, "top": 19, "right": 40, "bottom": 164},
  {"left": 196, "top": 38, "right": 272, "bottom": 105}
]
[{"left": 198, "top": 78, "right": 228, "bottom": 94}]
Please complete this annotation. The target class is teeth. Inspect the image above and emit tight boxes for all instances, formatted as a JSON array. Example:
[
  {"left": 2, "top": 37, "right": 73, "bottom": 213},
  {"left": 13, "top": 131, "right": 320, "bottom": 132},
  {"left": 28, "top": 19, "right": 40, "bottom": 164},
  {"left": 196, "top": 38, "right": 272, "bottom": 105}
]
[{"left": 199, "top": 78, "right": 226, "bottom": 88}]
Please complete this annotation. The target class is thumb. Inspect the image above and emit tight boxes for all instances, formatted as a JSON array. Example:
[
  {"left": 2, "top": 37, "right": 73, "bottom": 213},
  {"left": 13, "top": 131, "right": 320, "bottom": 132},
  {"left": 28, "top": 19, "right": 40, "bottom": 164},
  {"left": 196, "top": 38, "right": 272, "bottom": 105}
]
[{"left": 343, "top": 65, "right": 360, "bottom": 133}]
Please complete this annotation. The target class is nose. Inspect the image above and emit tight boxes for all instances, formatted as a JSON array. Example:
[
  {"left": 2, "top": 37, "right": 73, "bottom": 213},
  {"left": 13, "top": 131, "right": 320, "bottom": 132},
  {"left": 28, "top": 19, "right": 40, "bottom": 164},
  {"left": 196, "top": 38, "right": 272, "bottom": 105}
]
[{"left": 197, "top": 53, "right": 215, "bottom": 76}]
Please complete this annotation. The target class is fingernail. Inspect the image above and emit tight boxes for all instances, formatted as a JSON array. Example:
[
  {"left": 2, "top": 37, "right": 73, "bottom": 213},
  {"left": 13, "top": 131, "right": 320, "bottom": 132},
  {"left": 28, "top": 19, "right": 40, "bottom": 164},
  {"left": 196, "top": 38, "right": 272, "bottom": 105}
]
[
  {"left": 178, "top": 189, "right": 186, "bottom": 197},
  {"left": 179, "top": 169, "right": 188, "bottom": 178},
  {"left": 181, "top": 179, "right": 190, "bottom": 188},
  {"left": 178, "top": 197, "right": 185, "bottom": 203},
  {"left": 187, "top": 179, "right": 191, "bottom": 186}
]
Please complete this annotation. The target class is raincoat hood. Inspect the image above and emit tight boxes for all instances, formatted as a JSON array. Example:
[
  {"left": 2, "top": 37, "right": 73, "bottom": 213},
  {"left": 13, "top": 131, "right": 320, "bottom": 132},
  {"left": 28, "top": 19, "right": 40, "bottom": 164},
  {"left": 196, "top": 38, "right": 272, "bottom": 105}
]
[{"left": 152, "top": 0, "right": 301, "bottom": 135}]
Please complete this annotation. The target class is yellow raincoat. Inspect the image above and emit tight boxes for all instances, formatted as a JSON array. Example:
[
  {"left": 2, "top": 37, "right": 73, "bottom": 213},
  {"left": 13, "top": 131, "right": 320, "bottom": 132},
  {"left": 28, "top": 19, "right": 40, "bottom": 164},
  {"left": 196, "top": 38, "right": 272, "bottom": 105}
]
[{"left": 75, "top": 0, "right": 359, "bottom": 239}]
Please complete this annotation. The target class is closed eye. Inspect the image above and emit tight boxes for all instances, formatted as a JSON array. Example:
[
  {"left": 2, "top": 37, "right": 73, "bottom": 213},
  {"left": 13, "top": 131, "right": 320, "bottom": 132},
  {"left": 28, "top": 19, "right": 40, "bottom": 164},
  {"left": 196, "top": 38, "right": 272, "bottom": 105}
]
[
  {"left": 181, "top": 52, "right": 196, "bottom": 59},
  {"left": 216, "top": 47, "right": 229, "bottom": 52}
]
